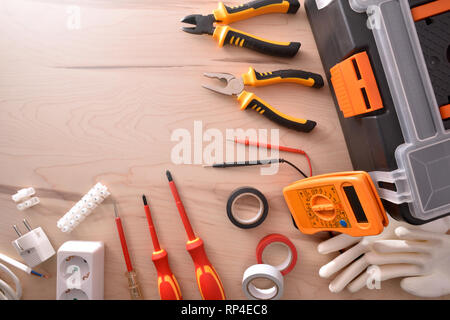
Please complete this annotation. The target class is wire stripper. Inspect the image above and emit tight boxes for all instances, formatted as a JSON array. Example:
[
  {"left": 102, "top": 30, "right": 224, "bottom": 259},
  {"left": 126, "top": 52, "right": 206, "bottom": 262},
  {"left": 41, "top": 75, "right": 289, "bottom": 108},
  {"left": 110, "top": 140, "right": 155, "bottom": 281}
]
[
  {"left": 202, "top": 67, "right": 323, "bottom": 132},
  {"left": 181, "top": 0, "right": 301, "bottom": 57}
]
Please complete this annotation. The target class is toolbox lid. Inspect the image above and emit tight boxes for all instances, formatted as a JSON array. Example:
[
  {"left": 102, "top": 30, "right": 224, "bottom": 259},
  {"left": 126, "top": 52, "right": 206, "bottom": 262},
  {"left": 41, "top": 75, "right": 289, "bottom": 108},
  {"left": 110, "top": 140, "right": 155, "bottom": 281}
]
[{"left": 352, "top": 0, "right": 450, "bottom": 222}]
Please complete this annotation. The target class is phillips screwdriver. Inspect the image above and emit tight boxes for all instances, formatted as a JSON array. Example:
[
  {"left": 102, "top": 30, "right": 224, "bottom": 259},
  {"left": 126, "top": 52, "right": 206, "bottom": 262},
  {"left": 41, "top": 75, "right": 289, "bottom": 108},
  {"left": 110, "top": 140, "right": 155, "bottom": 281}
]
[
  {"left": 113, "top": 203, "right": 142, "bottom": 300},
  {"left": 166, "top": 170, "right": 226, "bottom": 300},
  {"left": 142, "top": 194, "right": 182, "bottom": 300}
]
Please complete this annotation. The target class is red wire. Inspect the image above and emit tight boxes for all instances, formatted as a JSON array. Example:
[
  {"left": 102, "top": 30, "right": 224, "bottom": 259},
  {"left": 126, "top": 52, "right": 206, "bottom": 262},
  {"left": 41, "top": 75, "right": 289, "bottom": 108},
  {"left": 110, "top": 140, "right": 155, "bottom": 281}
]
[
  {"left": 234, "top": 138, "right": 313, "bottom": 177},
  {"left": 115, "top": 217, "right": 133, "bottom": 272},
  {"left": 303, "top": 153, "right": 313, "bottom": 178}
]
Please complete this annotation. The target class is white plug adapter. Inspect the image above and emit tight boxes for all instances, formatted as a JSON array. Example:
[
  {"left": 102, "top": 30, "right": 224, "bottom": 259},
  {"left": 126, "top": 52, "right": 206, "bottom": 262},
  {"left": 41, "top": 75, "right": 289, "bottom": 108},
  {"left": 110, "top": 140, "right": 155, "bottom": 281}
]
[{"left": 11, "top": 219, "right": 55, "bottom": 268}]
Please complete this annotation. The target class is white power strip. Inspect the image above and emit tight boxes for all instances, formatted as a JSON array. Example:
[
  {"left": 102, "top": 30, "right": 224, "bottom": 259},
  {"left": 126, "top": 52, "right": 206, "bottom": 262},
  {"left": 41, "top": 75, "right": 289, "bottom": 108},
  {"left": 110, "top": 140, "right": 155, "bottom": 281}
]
[{"left": 56, "top": 241, "right": 104, "bottom": 300}]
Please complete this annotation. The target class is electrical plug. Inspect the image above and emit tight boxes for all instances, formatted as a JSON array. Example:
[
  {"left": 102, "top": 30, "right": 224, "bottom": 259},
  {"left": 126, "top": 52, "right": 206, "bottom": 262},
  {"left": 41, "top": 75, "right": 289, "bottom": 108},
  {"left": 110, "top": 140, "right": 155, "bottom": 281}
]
[{"left": 11, "top": 219, "right": 55, "bottom": 268}]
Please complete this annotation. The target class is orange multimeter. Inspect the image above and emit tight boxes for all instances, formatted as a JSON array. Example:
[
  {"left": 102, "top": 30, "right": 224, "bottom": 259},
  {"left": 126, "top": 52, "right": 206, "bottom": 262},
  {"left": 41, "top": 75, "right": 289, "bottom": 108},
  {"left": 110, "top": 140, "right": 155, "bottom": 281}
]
[{"left": 283, "top": 171, "right": 388, "bottom": 237}]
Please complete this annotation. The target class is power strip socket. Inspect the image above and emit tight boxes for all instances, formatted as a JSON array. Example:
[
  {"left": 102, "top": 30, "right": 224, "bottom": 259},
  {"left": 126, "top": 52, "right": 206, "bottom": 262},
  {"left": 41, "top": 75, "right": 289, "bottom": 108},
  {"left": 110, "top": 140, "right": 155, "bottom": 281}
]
[{"left": 56, "top": 241, "right": 104, "bottom": 300}]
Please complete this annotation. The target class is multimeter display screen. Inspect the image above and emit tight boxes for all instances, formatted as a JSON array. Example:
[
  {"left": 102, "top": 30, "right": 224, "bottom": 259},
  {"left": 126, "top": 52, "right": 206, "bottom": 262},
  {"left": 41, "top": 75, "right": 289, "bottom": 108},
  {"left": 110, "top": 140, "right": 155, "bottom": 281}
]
[{"left": 343, "top": 186, "right": 368, "bottom": 223}]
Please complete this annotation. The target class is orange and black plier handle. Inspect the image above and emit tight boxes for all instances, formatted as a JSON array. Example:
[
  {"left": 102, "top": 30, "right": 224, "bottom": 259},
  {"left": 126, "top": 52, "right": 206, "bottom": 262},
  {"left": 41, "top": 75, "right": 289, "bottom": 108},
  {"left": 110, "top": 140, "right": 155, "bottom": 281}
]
[
  {"left": 181, "top": 0, "right": 301, "bottom": 57},
  {"left": 203, "top": 67, "right": 324, "bottom": 132}
]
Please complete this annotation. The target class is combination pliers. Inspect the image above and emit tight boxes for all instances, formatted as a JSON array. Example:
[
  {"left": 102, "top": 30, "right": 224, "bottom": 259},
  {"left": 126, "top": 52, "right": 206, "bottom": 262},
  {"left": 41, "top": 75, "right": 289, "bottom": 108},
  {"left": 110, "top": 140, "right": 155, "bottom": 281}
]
[
  {"left": 181, "top": 0, "right": 301, "bottom": 57},
  {"left": 203, "top": 67, "right": 324, "bottom": 132}
]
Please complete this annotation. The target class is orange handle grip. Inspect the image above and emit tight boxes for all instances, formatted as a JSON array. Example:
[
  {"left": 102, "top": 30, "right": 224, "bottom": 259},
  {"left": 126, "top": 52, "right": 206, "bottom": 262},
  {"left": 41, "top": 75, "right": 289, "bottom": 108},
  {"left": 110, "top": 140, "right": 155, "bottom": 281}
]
[
  {"left": 186, "top": 238, "right": 226, "bottom": 300},
  {"left": 152, "top": 249, "right": 182, "bottom": 300},
  {"left": 213, "top": 0, "right": 300, "bottom": 25}
]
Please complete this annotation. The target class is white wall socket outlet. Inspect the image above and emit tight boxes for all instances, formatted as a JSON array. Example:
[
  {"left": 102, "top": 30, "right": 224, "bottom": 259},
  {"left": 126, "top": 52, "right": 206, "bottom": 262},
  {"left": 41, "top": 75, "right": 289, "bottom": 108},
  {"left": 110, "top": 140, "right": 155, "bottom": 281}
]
[{"left": 56, "top": 241, "right": 104, "bottom": 300}]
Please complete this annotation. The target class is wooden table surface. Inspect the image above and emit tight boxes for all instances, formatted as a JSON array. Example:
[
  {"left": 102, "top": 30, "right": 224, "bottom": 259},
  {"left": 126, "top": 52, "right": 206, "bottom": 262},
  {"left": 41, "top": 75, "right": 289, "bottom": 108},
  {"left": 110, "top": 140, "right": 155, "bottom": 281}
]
[{"left": 0, "top": 0, "right": 444, "bottom": 300}]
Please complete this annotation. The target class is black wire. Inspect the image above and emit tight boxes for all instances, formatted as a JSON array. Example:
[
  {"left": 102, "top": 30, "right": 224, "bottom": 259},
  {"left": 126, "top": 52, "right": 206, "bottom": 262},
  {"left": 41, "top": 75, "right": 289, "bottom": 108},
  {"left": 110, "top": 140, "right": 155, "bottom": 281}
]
[{"left": 280, "top": 158, "right": 308, "bottom": 179}]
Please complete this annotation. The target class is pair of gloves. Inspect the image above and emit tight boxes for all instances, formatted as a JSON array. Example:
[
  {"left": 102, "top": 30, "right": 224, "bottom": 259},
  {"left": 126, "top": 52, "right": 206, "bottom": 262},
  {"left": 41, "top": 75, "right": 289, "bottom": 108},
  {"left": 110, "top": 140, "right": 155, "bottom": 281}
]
[{"left": 318, "top": 216, "right": 450, "bottom": 297}]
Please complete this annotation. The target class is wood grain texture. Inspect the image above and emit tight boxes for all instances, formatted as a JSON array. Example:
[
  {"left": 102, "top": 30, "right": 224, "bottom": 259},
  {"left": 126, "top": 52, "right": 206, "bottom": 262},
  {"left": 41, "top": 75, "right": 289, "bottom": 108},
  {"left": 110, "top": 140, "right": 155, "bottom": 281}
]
[{"left": 0, "top": 0, "right": 446, "bottom": 300}]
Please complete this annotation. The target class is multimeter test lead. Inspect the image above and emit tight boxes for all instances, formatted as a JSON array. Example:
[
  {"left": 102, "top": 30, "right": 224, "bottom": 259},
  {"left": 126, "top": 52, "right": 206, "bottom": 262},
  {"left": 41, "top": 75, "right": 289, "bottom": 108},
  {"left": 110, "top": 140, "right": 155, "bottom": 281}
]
[
  {"left": 203, "top": 158, "right": 308, "bottom": 178},
  {"left": 113, "top": 202, "right": 142, "bottom": 300},
  {"left": 229, "top": 138, "right": 313, "bottom": 177},
  {"left": 0, "top": 252, "right": 48, "bottom": 278}
]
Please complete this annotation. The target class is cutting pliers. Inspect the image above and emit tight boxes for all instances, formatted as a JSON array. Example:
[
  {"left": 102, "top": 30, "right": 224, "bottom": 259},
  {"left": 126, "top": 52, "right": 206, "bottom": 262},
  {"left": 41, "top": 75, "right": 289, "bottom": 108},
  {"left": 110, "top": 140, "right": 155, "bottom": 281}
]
[
  {"left": 181, "top": 0, "right": 301, "bottom": 57},
  {"left": 203, "top": 67, "right": 323, "bottom": 132}
]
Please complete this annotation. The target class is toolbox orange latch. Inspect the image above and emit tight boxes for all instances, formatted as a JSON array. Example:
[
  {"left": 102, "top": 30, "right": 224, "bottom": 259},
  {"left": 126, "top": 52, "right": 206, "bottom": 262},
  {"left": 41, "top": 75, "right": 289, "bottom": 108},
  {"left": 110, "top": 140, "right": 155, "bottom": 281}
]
[
  {"left": 330, "top": 52, "right": 384, "bottom": 118},
  {"left": 440, "top": 104, "right": 450, "bottom": 120}
]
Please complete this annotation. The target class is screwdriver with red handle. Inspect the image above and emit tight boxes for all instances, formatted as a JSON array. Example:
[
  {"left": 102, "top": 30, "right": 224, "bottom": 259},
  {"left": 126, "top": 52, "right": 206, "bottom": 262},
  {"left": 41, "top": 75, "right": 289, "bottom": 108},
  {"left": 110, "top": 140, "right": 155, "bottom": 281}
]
[
  {"left": 166, "top": 170, "right": 226, "bottom": 300},
  {"left": 142, "top": 194, "right": 182, "bottom": 300}
]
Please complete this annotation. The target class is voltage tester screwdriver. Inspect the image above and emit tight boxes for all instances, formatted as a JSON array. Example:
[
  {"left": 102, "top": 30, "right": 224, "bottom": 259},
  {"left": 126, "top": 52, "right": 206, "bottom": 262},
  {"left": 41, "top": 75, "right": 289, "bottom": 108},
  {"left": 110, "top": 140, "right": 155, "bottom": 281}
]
[
  {"left": 113, "top": 203, "right": 142, "bottom": 300},
  {"left": 142, "top": 194, "right": 182, "bottom": 300},
  {"left": 166, "top": 170, "right": 226, "bottom": 300}
]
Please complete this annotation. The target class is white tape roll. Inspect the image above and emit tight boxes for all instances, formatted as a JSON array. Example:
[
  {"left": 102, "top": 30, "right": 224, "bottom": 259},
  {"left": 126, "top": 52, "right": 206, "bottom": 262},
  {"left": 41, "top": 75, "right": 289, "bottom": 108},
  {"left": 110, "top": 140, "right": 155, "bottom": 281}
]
[{"left": 242, "top": 264, "right": 284, "bottom": 300}]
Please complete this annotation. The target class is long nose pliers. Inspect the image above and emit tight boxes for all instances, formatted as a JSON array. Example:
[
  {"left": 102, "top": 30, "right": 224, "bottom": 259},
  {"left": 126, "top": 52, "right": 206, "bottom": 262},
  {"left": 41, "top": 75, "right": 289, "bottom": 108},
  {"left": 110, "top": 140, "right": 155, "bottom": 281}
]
[
  {"left": 203, "top": 67, "right": 324, "bottom": 132},
  {"left": 181, "top": 0, "right": 301, "bottom": 57}
]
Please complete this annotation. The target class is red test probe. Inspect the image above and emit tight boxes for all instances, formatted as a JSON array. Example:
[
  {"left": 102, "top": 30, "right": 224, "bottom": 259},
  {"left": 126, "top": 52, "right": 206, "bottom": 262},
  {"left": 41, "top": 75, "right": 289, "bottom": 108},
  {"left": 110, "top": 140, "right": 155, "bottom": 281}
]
[
  {"left": 166, "top": 170, "right": 226, "bottom": 300},
  {"left": 142, "top": 194, "right": 182, "bottom": 300},
  {"left": 231, "top": 137, "right": 312, "bottom": 177},
  {"left": 113, "top": 203, "right": 142, "bottom": 300}
]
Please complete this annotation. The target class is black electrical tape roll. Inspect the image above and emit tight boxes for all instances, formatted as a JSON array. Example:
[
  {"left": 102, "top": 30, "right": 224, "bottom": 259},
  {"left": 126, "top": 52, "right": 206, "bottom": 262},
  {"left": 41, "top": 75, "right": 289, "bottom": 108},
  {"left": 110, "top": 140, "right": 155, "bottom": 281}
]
[{"left": 226, "top": 187, "right": 269, "bottom": 229}]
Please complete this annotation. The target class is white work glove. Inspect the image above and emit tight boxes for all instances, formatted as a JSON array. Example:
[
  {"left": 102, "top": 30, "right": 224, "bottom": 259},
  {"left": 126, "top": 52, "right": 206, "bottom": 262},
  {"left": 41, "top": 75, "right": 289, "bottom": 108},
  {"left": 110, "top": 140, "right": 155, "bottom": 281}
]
[
  {"left": 368, "top": 225, "right": 450, "bottom": 298},
  {"left": 317, "top": 215, "right": 450, "bottom": 294}
]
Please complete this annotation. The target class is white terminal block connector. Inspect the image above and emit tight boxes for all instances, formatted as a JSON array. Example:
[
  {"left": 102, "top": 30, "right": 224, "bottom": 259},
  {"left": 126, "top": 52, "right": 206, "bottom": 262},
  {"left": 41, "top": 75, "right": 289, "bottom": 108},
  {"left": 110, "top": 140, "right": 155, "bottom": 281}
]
[
  {"left": 12, "top": 187, "right": 40, "bottom": 211},
  {"left": 17, "top": 197, "right": 40, "bottom": 211},
  {"left": 57, "top": 183, "right": 110, "bottom": 233},
  {"left": 11, "top": 220, "right": 55, "bottom": 268},
  {"left": 12, "top": 187, "right": 35, "bottom": 203},
  {"left": 57, "top": 241, "right": 104, "bottom": 300}
]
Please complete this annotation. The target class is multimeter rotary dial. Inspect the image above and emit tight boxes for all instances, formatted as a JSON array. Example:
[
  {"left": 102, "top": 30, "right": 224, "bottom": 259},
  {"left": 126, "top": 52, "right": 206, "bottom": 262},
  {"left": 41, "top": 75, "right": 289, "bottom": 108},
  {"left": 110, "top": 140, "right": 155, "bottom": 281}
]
[{"left": 298, "top": 185, "right": 351, "bottom": 228}]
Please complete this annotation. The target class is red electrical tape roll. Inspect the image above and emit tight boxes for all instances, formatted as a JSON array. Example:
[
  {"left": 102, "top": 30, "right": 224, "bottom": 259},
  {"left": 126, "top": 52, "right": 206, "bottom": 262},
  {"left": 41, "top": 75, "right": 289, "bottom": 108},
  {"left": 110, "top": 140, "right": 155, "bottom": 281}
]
[{"left": 256, "top": 234, "right": 297, "bottom": 276}]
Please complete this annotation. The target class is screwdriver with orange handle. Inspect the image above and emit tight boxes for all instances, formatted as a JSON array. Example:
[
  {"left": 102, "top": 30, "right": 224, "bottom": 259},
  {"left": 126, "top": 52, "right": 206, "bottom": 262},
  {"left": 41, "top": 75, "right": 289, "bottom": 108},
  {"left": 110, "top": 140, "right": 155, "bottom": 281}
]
[
  {"left": 142, "top": 194, "right": 182, "bottom": 300},
  {"left": 166, "top": 170, "right": 226, "bottom": 300}
]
